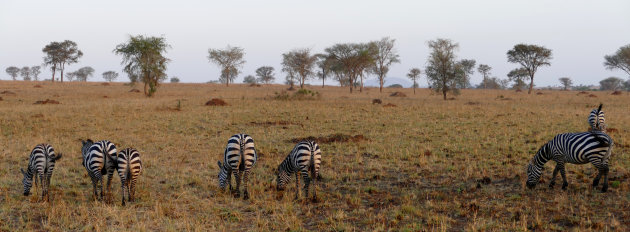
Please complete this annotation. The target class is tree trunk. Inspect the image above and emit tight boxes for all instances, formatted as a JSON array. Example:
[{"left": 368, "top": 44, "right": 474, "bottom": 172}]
[
  {"left": 360, "top": 75, "right": 364, "bottom": 93},
  {"left": 300, "top": 76, "right": 304, "bottom": 89},
  {"left": 144, "top": 82, "right": 148, "bottom": 96},
  {"left": 528, "top": 75, "right": 534, "bottom": 94},
  {"left": 379, "top": 76, "right": 384, "bottom": 93},
  {"left": 322, "top": 76, "right": 325, "bottom": 88},
  {"left": 443, "top": 89, "right": 447, "bottom": 100},
  {"left": 51, "top": 66, "right": 56, "bottom": 82},
  {"left": 414, "top": 81, "right": 416, "bottom": 94},
  {"left": 60, "top": 63, "right": 65, "bottom": 82}
]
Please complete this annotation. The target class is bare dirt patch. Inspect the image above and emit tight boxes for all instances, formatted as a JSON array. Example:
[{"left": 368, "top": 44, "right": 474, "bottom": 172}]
[
  {"left": 606, "top": 128, "right": 619, "bottom": 133},
  {"left": 611, "top": 90, "right": 623, "bottom": 95},
  {"left": 389, "top": 92, "right": 407, "bottom": 97},
  {"left": 250, "top": 121, "right": 302, "bottom": 126},
  {"left": 205, "top": 98, "right": 228, "bottom": 106},
  {"left": 101, "top": 83, "right": 110, "bottom": 86},
  {"left": 1, "top": 90, "right": 16, "bottom": 95},
  {"left": 383, "top": 103, "right": 397, "bottom": 107},
  {"left": 0, "top": 97, "right": 2, "bottom": 101},
  {"left": 129, "top": 89, "right": 141, "bottom": 93},
  {"left": 588, "top": 94, "right": 597, "bottom": 98},
  {"left": 536, "top": 92, "right": 543, "bottom": 95},
  {"left": 249, "top": 83, "right": 261, "bottom": 87},
  {"left": 465, "top": 101, "right": 480, "bottom": 105},
  {"left": 31, "top": 114, "right": 44, "bottom": 118},
  {"left": 33, "top": 85, "right": 43, "bottom": 88},
  {"left": 577, "top": 91, "right": 589, "bottom": 95},
  {"left": 34, "top": 99, "right": 60, "bottom": 104},
  {"left": 287, "top": 133, "right": 367, "bottom": 144},
  {"left": 372, "top": 99, "right": 382, "bottom": 104}
]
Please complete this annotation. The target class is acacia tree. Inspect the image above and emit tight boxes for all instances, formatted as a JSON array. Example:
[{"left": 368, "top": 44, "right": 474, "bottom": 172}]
[
  {"left": 20, "top": 67, "right": 31, "bottom": 80},
  {"left": 207, "top": 46, "right": 245, "bottom": 86},
  {"left": 325, "top": 43, "right": 375, "bottom": 93},
  {"left": 600, "top": 77, "right": 623, "bottom": 91},
  {"left": 114, "top": 35, "right": 170, "bottom": 97},
  {"left": 604, "top": 44, "right": 630, "bottom": 77},
  {"left": 425, "top": 38, "right": 466, "bottom": 100},
  {"left": 42, "top": 40, "right": 83, "bottom": 82},
  {"left": 559, "top": 77, "right": 572, "bottom": 90},
  {"left": 477, "top": 64, "right": 492, "bottom": 89},
  {"left": 5, "top": 66, "right": 19, "bottom": 80},
  {"left": 455, "top": 59, "right": 476, "bottom": 89},
  {"left": 371, "top": 37, "right": 400, "bottom": 93},
  {"left": 255, "top": 66, "right": 275, "bottom": 84},
  {"left": 243, "top": 75, "right": 257, "bottom": 84},
  {"left": 31, "top": 66, "right": 41, "bottom": 81},
  {"left": 507, "top": 44, "right": 553, "bottom": 94},
  {"left": 407, "top": 68, "right": 421, "bottom": 94},
  {"left": 102, "top": 71, "right": 119, "bottom": 82},
  {"left": 283, "top": 67, "right": 296, "bottom": 88},
  {"left": 315, "top": 53, "right": 335, "bottom": 88},
  {"left": 507, "top": 68, "right": 529, "bottom": 91},
  {"left": 72, "top": 67, "right": 95, "bottom": 81},
  {"left": 281, "top": 48, "right": 317, "bottom": 89}
]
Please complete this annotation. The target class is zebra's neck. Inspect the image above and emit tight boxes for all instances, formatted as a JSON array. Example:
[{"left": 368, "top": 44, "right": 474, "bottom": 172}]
[{"left": 531, "top": 142, "right": 552, "bottom": 169}]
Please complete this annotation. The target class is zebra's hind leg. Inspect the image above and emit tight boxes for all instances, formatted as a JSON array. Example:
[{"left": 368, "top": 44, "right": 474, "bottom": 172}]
[
  {"left": 294, "top": 173, "right": 300, "bottom": 200},
  {"left": 232, "top": 170, "right": 241, "bottom": 198},
  {"left": 311, "top": 170, "right": 318, "bottom": 202},
  {"left": 301, "top": 171, "right": 311, "bottom": 200},
  {"left": 601, "top": 166, "right": 609, "bottom": 192},
  {"left": 121, "top": 177, "right": 127, "bottom": 206},
  {"left": 242, "top": 170, "right": 250, "bottom": 200},
  {"left": 39, "top": 173, "right": 46, "bottom": 202}
]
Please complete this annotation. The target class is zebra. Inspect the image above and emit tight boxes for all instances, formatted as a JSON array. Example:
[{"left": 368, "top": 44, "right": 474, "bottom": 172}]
[
  {"left": 526, "top": 131, "right": 614, "bottom": 192},
  {"left": 81, "top": 139, "right": 118, "bottom": 201},
  {"left": 117, "top": 148, "right": 143, "bottom": 206},
  {"left": 217, "top": 134, "right": 257, "bottom": 200},
  {"left": 588, "top": 104, "right": 606, "bottom": 132},
  {"left": 276, "top": 140, "right": 321, "bottom": 201},
  {"left": 20, "top": 144, "right": 62, "bottom": 201}
]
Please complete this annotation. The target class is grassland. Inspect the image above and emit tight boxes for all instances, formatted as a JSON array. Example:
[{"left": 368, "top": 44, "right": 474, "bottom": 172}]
[{"left": 0, "top": 80, "right": 628, "bottom": 231}]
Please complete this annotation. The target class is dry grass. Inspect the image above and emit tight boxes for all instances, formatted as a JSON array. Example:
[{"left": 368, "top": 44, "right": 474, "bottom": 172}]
[{"left": 0, "top": 81, "right": 629, "bottom": 231}]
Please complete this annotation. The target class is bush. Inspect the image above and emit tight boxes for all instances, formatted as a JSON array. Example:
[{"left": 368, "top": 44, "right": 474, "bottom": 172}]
[
  {"left": 273, "top": 89, "right": 321, "bottom": 100},
  {"left": 387, "top": 84, "right": 403, "bottom": 88},
  {"left": 170, "top": 77, "right": 180, "bottom": 83}
]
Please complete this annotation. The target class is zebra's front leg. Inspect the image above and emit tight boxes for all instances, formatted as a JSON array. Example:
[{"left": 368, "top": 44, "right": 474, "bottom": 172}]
[
  {"left": 294, "top": 173, "right": 300, "bottom": 200},
  {"left": 559, "top": 163, "right": 568, "bottom": 190},
  {"left": 227, "top": 169, "right": 233, "bottom": 193},
  {"left": 601, "top": 166, "right": 609, "bottom": 192},
  {"left": 242, "top": 170, "right": 250, "bottom": 200},
  {"left": 549, "top": 163, "right": 560, "bottom": 189},
  {"left": 301, "top": 171, "right": 311, "bottom": 199}
]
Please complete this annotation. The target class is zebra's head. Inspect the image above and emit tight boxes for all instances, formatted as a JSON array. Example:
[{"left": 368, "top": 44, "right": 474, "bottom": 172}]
[
  {"left": 81, "top": 139, "right": 94, "bottom": 156},
  {"left": 217, "top": 161, "right": 228, "bottom": 189},
  {"left": 275, "top": 167, "right": 290, "bottom": 191},
  {"left": 20, "top": 168, "right": 32, "bottom": 196},
  {"left": 526, "top": 163, "right": 543, "bottom": 189}
]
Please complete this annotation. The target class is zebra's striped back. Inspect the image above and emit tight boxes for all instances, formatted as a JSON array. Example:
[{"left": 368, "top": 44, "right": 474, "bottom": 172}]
[
  {"left": 588, "top": 104, "right": 605, "bottom": 131},
  {"left": 82, "top": 140, "right": 117, "bottom": 176},
  {"left": 526, "top": 131, "right": 613, "bottom": 188},
  {"left": 20, "top": 144, "right": 62, "bottom": 200},
  {"left": 218, "top": 134, "right": 257, "bottom": 189},
  {"left": 276, "top": 140, "right": 321, "bottom": 200},
  {"left": 117, "top": 148, "right": 142, "bottom": 206}
]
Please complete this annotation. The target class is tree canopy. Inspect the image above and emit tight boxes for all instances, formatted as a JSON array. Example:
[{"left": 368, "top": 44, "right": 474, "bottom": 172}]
[
  {"left": 255, "top": 66, "right": 275, "bottom": 84},
  {"left": 5, "top": 66, "right": 19, "bottom": 80},
  {"left": 600, "top": 77, "right": 623, "bottom": 91},
  {"left": 42, "top": 40, "right": 83, "bottom": 82},
  {"left": 207, "top": 45, "right": 245, "bottom": 86},
  {"left": 281, "top": 48, "right": 318, "bottom": 89},
  {"left": 604, "top": 44, "right": 630, "bottom": 77},
  {"left": 31, "top": 66, "right": 41, "bottom": 81},
  {"left": 324, "top": 43, "right": 376, "bottom": 93},
  {"left": 507, "top": 44, "right": 552, "bottom": 94},
  {"left": 559, "top": 77, "right": 572, "bottom": 90},
  {"left": 477, "top": 64, "right": 492, "bottom": 89},
  {"left": 371, "top": 37, "right": 400, "bottom": 92},
  {"left": 20, "top": 67, "right": 31, "bottom": 81},
  {"left": 102, "top": 71, "right": 119, "bottom": 82},
  {"left": 70, "top": 67, "right": 95, "bottom": 82},
  {"left": 407, "top": 68, "right": 421, "bottom": 94},
  {"left": 425, "top": 38, "right": 469, "bottom": 100},
  {"left": 114, "top": 35, "right": 170, "bottom": 97}
]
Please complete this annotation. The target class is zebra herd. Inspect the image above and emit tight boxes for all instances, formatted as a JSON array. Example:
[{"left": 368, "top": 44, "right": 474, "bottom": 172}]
[
  {"left": 526, "top": 104, "right": 615, "bottom": 192},
  {"left": 19, "top": 104, "right": 615, "bottom": 205},
  {"left": 20, "top": 134, "right": 321, "bottom": 204}
]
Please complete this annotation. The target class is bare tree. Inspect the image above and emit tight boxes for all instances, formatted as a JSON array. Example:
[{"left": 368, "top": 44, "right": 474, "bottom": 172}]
[
  {"left": 604, "top": 44, "right": 630, "bottom": 77},
  {"left": 114, "top": 35, "right": 170, "bottom": 96},
  {"left": 281, "top": 48, "right": 318, "bottom": 89},
  {"left": 207, "top": 45, "right": 245, "bottom": 86},
  {"left": 102, "top": 71, "right": 119, "bottom": 82},
  {"left": 5, "top": 66, "right": 19, "bottom": 80},
  {"left": 559, "top": 77, "right": 572, "bottom": 90},
  {"left": 477, "top": 64, "right": 492, "bottom": 89},
  {"left": 425, "top": 38, "right": 467, "bottom": 100},
  {"left": 371, "top": 37, "right": 401, "bottom": 93},
  {"left": 20, "top": 67, "right": 32, "bottom": 81},
  {"left": 31, "top": 66, "right": 41, "bottom": 81},
  {"left": 407, "top": 68, "right": 421, "bottom": 94},
  {"left": 507, "top": 44, "right": 553, "bottom": 94},
  {"left": 255, "top": 66, "right": 275, "bottom": 84}
]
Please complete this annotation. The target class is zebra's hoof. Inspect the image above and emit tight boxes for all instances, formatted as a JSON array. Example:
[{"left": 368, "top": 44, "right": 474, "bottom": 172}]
[
  {"left": 601, "top": 186, "right": 608, "bottom": 193},
  {"left": 243, "top": 192, "right": 249, "bottom": 200},
  {"left": 561, "top": 183, "right": 568, "bottom": 190},
  {"left": 548, "top": 182, "right": 555, "bottom": 188}
]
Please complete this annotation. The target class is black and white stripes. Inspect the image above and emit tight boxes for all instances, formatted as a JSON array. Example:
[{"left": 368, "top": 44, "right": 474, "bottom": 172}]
[
  {"left": 117, "top": 148, "right": 143, "bottom": 206},
  {"left": 588, "top": 104, "right": 606, "bottom": 132},
  {"left": 276, "top": 140, "right": 321, "bottom": 200},
  {"left": 20, "top": 144, "right": 62, "bottom": 201},
  {"left": 217, "top": 134, "right": 257, "bottom": 199},
  {"left": 526, "top": 131, "right": 613, "bottom": 192},
  {"left": 81, "top": 139, "right": 118, "bottom": 201}
]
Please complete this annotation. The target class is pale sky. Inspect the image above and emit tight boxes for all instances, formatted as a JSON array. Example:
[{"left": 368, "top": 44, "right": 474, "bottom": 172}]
[{"left": 1, "top": 0, "right": 629, "bottom": 87}]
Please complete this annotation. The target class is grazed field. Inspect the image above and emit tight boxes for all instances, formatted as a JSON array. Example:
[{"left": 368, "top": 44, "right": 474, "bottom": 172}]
[{"left": 0, "top": 81, "right": 628, "bottom": 231}]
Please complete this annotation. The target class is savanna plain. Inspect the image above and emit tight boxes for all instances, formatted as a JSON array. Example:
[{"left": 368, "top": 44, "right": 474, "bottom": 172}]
[{"left": 0, "top": 81, "right": 629, "bottom": 231}]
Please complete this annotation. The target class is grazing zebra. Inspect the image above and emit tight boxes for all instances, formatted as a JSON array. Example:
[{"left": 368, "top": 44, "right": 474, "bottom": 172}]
[
  {"left": 588, "top": 104, "right": 606, "bottom": 132},
  {"left": 20, "top": 144, "right": 62, "bottom": 201},
  {"left": 117, "top": 148, "right": 143, "bottom": 206},
  {"left": 276, "top": 140, "right": 321, "bottom": 201},
  {"left": 526, "top": 131, "right": 613, "bottom": 192},
  {"left": 81, "top": 139, "right": 118, "bottom": 201},
  {"left": 217, "top": 134, "right": 257, "bottom": 200}
]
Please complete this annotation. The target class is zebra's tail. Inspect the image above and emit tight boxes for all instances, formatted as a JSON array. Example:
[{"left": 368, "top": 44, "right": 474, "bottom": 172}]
[{"left": 101, "top": 147, "right": 108, "bottom": 175}]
